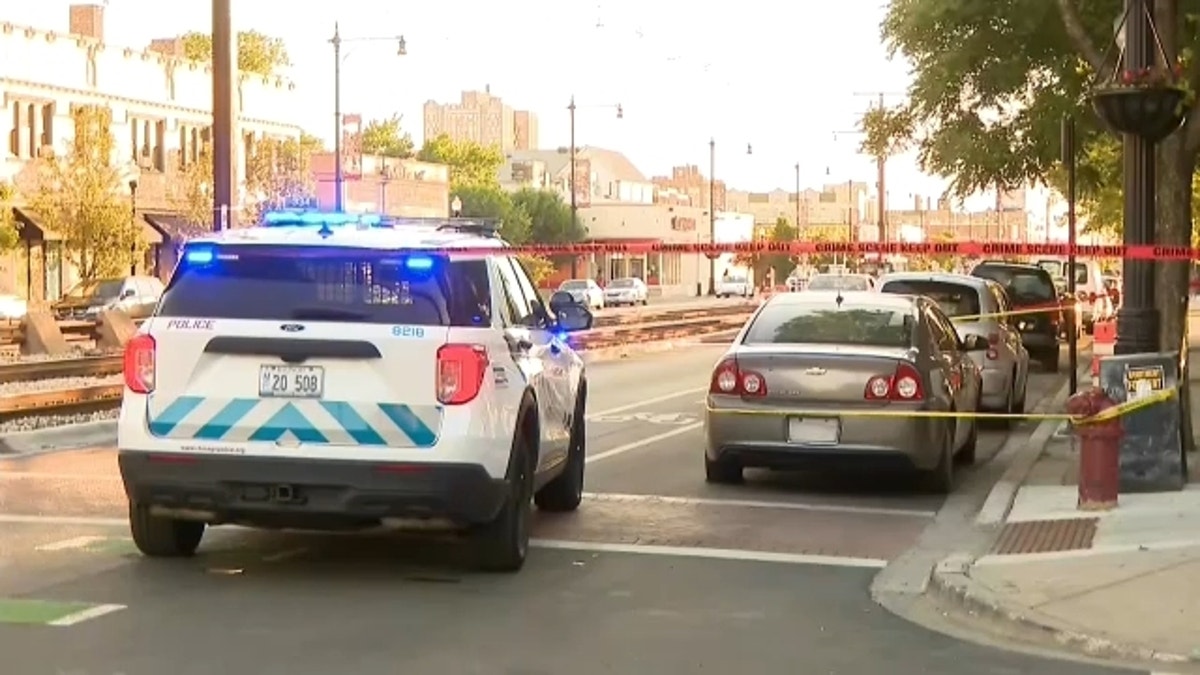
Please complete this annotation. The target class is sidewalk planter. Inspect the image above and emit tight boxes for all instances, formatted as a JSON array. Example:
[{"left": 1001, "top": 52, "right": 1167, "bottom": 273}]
[{"left": 1089, "top": 85, "right": 1190, "bottom": 142}]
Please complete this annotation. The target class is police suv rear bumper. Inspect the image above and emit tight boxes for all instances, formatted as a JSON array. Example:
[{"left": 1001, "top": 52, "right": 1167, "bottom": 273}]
[{"left": 118, "top": 452, "right": 509, "bottom": 528}]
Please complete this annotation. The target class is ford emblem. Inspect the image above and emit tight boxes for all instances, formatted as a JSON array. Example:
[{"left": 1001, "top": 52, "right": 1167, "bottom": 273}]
[{"left": 280, "top": 323, "right": 305, "bottom": 333}]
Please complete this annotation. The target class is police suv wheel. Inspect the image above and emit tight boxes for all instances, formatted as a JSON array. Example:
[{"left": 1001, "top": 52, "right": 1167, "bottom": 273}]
[
  {"left": 535, "top": 393, "right": 586, "bottom": 513},
  {"left": 476, "top": 435, "right": 534, "bottom": 572},
  {"left": 129, "top": 502, "right": 205, "bottom": 558}
]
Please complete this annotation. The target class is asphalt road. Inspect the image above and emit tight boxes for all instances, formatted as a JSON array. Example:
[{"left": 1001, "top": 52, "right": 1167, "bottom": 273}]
[{"left": 0, "top": 341, "right": 1135, "bottom": 675}]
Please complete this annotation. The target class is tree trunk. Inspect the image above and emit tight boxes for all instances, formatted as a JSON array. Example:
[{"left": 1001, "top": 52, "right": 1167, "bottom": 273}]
[{"left": 1156, "top": 134, "right": 1196, "bottom": 453}]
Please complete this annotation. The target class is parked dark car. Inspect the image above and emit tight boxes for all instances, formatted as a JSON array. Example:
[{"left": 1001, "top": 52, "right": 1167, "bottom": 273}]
[
  {"left": 53, "top": 275, "right": 165, "bottom": 322},
  {"left": 970, "top": 262, "right": 1061, "bottom": 372}
]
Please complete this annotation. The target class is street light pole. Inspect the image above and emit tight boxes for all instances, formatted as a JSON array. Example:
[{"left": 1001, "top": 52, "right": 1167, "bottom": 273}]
[
  {"left": 329, "top": 24, "right": 406, "bottom": 214},
  {"left": 794, "top": 162, "right": 801, "bottom": 227},
  {"left": 211, "top": 0, "right": 236, "bottom": 231},
  {"left": 708, "top": 138, "right": 716, "bottom": 296},
  {"left": 332, "top": 22, "right": 344, "bottom": 213},
  {"left": 569, "top": 96, "right": 577, "bottom": 277}
]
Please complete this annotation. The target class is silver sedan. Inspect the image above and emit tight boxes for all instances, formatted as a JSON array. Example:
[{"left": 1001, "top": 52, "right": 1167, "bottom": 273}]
[
  {"left": 704, "top": 291, "right": 983, "bottom": 493},
  {"left": 878, "top": 272, "right": 1029, "bottom": 424}
]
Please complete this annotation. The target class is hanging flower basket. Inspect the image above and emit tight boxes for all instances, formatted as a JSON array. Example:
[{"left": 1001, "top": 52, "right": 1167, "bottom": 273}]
[{"left": 1089, "top": 84, "right": 1190, "bottom": 142}]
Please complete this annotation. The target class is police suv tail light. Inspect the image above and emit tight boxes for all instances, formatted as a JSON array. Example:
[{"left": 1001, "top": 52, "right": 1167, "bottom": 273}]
[
  {"left": 437, "top": 344, "right": 489, "bottom": 405},
  {"left": 123, "top": 334, "right": 156, "bottom": 394}
]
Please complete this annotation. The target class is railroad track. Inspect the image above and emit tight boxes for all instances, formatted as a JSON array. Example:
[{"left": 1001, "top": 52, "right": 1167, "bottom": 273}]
[
  {"left": 0, "top": 354, "right": 124, "bottom": 384},
  {"left": 0, "top": 306, "right": 756, "bottom": 423},
  {"left": 0, "top": 384, "right": 124, "bottom": 423}
]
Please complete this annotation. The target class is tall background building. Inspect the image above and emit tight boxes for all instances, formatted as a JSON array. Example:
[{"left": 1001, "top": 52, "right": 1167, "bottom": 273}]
[{"left": 423, "top": 88, "right": 538, "bottom": 151}]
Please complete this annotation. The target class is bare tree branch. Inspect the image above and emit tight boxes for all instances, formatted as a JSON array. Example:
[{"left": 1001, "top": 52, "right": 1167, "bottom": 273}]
[{"left": 1055, "top": 0, "right": 1105, "bottom": 71}]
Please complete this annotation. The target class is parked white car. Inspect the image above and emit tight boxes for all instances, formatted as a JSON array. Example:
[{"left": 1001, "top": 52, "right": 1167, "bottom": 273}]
[
  {"left": 603, "top": 277, "right": 648, "bottom": 306},
  {"left": 0, "top": 294, "right": 27, "bottom": 320},
  {"left": 715, "top": 273, "right": 754, "bottom": 298},
  {"left": 557, "top": 279, "right": 605, "bottom": 310}
]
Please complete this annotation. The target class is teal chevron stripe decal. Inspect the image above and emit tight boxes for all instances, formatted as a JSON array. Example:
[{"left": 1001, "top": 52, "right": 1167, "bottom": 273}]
[{"left": 246, "top": 403, "right": 328, "bottom": 443}]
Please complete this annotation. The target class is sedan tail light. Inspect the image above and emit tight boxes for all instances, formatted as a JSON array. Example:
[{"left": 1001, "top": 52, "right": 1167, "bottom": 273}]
[
  {"left": 864, "top": 362, "right": 925, "bottom": 402},
  {"left": 437, "top": 344, "right": 489, "bottom": 405},
  {"left": 985, "top": 332, "right": 1000, "bottom": 361},
  {"left": 123, "top": 334, "right": 157, "bottom": 394},
  {"left": 710, "top": 357, "right": 767, "bottom": 398}
]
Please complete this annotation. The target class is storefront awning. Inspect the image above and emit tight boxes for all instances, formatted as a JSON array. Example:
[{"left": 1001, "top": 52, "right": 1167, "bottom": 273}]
[
  {"left": 12, "top": 208, "right": 63, "bottom": 241},
  {"left": 143, "top": 211, "right": 206, "bottom": 243}
]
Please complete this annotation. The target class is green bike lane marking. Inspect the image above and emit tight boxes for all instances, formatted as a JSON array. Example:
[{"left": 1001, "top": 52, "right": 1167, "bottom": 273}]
[{"left": 0, "top": 599, "right": 126, "bottom": 626}]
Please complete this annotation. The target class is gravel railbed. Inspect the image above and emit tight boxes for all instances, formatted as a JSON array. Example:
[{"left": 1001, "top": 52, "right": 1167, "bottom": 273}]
[
  {"left": 0, "top": 347, "right": 119, "bottom": 363},
  {"left": 0, "top": 407, "right": 118, "bottom": 434},
  {"left": 0, "top": 374, "right": 123, "bottom": 396}
]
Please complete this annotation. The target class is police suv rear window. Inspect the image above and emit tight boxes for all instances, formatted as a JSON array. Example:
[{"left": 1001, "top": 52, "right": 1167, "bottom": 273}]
[{"left": 158, "top": 246, "right": 492, "bottom": 327}]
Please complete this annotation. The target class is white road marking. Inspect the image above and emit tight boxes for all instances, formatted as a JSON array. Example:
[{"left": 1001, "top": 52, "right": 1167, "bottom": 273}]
[
  {"left": 531, "top": 538, "right": 887, "bottom": 568},
  {"left": 588, "top": 387, "right": 707, "bottom": 418},
  {"left": 0, "top": 472, "right": 119, "bottom": 481},
  {"left": 585, "top": 422, "right": 703, "bottom": 464},
  {"left": 35, "top": 535, "right": 109, "bottom": 552},
  {"left": 47, "top": 603, "right": 126, "bottom": 627},
  {"left": 0, "top": 514, "right": 126, "bottom": 527},
  {"left": 582, "top": 492, "right": 936, "bottom": 518}
]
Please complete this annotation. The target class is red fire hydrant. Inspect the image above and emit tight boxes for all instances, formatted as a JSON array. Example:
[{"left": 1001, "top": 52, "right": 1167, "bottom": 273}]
[{"left": 1065, "top": 388, "right": 1124, "bottom": 511}]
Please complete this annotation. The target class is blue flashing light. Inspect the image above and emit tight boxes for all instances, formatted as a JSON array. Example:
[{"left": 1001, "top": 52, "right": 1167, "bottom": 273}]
[
  {"left": 262, "top": 210, "right": 385, "bottom": 228},
  {"left": 405, "top": 255, "right": 434, "bottom": 272},
  {"left": 184, "top": 246, "right": 215, "bottom": 265}
]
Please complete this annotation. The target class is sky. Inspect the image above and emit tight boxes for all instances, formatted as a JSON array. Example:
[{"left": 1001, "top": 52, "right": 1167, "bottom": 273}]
[{"left": 9, "top": 0, "right": 983, "bottom": 205}]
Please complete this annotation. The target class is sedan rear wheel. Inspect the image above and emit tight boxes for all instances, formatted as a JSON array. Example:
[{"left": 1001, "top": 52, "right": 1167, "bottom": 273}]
[
  {"left": 705, "top": 455, "right": 743, "bottom": 484},
  {"left": 923, "top": 425, "right": 955, "bottom": 494}
]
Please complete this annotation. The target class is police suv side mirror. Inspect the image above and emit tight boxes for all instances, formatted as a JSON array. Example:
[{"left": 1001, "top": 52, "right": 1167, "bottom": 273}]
[{"left": 549, "top": 291, "right": 593, "bottom": 333}]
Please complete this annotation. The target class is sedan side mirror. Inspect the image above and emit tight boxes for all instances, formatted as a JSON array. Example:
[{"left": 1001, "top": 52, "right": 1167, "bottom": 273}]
[{"left": 961, "top": 334, "right": 988, "bottom": 351}]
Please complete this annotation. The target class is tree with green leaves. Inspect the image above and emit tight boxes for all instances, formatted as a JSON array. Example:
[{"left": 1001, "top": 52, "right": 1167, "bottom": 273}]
[
  {"left": 361, "top": 115, "right": 415, "bottom": 159},
  {"left": 451, "top": 184, "right": 531, "bottom": 244},
  {"left": 30, "top": 106, "right": 144, "bottom": 282},
  {"left": 511, "top": 189, "right": 584, "bottom": 244},
  {"left": 179, "top": 30, "right": 290, "bottom": 77},
  {"left": 737, "top": 217, "right": 800, "bottom": 283},
  {"left": 863, "top": 0, "right": 1200, "bottom": 355},
  {"left": 417, "top": 134, "right": 505, "bottom": 190},
  {"left": 172, "top": 146, "right": 218, "bottom": 236},
  {"left": 244, "top": 135, "right": 324, "bottom": 224},
  {"left": 0, "top": 181, "right": 19, "bottom": 251}
]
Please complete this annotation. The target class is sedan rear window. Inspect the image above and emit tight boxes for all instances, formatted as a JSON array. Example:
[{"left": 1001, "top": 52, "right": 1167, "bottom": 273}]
[
  {"left": 158, "top": 245, "right": 492, "bottom": 327},
  {"left": 880, "top": 280, "right": 982, "bottom": 322},
  {"left": 744, "top": 304, "right": 914, "bottom": 348},
  {"left": 807, "top": 275, "right": 870, "bottom": 291}
]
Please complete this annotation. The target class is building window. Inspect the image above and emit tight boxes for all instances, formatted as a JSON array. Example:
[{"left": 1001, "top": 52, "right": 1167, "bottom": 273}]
[
  {"left": 25, "top": 103, "right": 36, "bottom": 158},
  {"left": 8, "top": 102, "right": 18, "bottom": 157},
  {"left": 40, "top": 104, "right": 53, "bottom": 150},
  {"left": 130, "top": 117, "right": 140, "bottom": 163}
]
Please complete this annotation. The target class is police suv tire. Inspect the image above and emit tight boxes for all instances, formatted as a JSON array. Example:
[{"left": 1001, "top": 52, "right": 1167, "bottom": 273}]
[
  {"left": 128, "top": 502, "right": 205, "bottom": 558},
  {"left": 476, "top": 433, "right": 534, "bottom": 573},
  {"left": 704, "top": 455, "right": 743, "bottom": 484},
  {"left": 535, "top": 393, "right": 586, "bottom": 513}
]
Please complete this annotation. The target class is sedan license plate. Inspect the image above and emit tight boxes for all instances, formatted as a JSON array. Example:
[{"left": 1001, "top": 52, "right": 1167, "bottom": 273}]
[
  {"left": 787, "top": 417, "right": 839, "bottom": 444},
  {"left": 259, "top": 365, "right": 324, "bottom": 399}
]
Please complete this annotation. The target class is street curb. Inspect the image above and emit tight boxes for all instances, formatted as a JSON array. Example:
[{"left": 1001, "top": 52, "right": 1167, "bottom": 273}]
[
  {"left": 975, "top": 362, "right": 1088, "bottom": 527},
  {"left": 929, "top": 554, "right": 1197, "bottom": 665},
  {"left": 0, "top": 419, "right": 116, "bottom": 457}
]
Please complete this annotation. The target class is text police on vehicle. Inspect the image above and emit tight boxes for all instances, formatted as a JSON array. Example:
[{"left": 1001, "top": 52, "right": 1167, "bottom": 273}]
[{"left": 117, "top": 210, "right": 595, "bottom": 572}]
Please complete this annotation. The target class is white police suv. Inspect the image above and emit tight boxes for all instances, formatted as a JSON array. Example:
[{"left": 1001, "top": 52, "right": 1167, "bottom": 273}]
[{"left": 117, "top": 210, "right": 594, "bottom": 572}]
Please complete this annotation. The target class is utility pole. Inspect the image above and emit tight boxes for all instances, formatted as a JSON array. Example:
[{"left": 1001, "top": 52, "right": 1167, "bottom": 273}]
[
  {"left": 708, "top": 138, "right": 716, "bottom": 296},
  {"left": 211, "top": 0, "right": 236, "bottom": 231},
  {"left": 568, "top": 97, "right": 622, "bottom": 279},
  {"left": 849, "top": 91, "right": 905, "bottom": 245}
]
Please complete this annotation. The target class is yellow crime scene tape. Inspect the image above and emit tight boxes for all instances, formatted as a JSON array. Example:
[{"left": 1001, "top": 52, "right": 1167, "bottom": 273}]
[
  {"left": 949, "top": 303, "right": 1073, "bottom": 323},
  {"left": 704, "top": 388, "right": 1175, "bottom": 427}
]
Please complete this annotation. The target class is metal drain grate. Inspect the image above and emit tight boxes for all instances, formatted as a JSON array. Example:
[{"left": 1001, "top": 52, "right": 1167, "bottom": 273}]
[{"left": 991, "top": 518, "right": 1098, "bottom": 555}]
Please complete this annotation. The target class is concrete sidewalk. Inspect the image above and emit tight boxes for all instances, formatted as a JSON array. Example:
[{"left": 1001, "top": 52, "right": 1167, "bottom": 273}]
[
  {"left": 937, "top": 486, "right": 1200, "bottom": 663},
  {"left": 929, "top": 333, "right": 1200, "bottom": 666}
]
